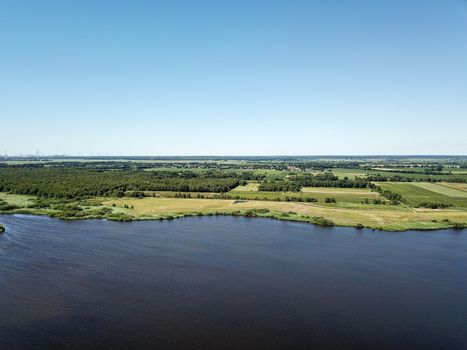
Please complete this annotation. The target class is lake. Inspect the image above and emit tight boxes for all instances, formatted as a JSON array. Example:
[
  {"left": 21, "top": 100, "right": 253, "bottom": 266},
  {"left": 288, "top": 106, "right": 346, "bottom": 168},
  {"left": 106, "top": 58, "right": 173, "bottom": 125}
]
[{"left": 0, "top": 215, "right": 466, "bottom": 349}]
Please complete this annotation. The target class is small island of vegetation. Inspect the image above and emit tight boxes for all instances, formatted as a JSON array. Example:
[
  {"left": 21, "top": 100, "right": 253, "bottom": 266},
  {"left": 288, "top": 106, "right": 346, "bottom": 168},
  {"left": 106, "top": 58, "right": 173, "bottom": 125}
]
[{"left": 0, "top": 224, "right": 5, "bottom": 233}]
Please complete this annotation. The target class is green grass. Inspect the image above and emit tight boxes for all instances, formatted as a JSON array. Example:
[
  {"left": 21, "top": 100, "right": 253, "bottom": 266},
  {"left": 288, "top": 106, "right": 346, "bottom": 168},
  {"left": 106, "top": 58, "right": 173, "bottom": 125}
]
[
  {"left": 231, "top": 183, "right": 260, "bottom": 191},
  {"left": 0, "top": 193, "right": 36, "bottom": 207},
  {"left": 377, "top": 182, "right": 467, "bottom": 208},
  {"left": 367, "top": 169, "right": 467, "bottom": 181},
  {"left": 102, "top": 197, "right": 467, "bottom": 231},
  {"left": 328, "top": 168, "right": 369, "bottom": 180},
  {"left": 329, "top": 168, "right": 467, "bottom": 181},
  {"left": 227, "top": 188, "right": 387, "bottom": 207},
  {"left": 0, "top": 191, "right": 465, "bottom": 231},
  {"left": 412, "top": 182, "right": 467, "bottom": 198}
]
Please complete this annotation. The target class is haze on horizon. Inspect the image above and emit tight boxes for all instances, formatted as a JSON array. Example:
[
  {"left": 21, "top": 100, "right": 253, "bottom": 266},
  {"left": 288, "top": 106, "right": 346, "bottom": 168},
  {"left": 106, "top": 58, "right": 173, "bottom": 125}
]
[{"left": 1, "top": 0, "right": 466, "bottom": 156}]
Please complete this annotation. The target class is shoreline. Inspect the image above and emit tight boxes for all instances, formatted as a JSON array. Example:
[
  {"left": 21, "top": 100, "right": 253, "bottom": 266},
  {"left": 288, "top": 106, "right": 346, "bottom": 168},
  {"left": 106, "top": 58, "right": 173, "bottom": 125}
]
[
  {"left": 1, "top": 207, "right": 465, "bottom": 232},
  {"left": 1, "top": 192, "right": 466, "bottom": 232}
]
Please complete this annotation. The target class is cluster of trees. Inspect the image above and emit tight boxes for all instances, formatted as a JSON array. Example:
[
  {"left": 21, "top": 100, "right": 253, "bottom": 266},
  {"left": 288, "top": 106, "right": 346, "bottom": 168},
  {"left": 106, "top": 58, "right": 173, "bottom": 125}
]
[
  {"left": 259, "top": 173, "right": 369, "bottom": 191},
  {"left": 361, "top": 198, "right": 393, "bottom": 205},
  {"left": 258, "top": 182, "right": 301, "bottom": 192},
  {"left": 370, "top": 166, "right": 445, "bottom": 175},
  {"left": 0, "top": 168, "right": 242, "bottom": 198},
  {"left": 418, "top": 202, "right": 452, "bottom": 209},
  {"left": 367, "top": 173, "right": 466, "bottom": 183},
  {"left": 368, "top": 183, "right": 405, "bottom": 203},
  {"left": 291, "top": 174, "right": 368, "bottom": 188}
]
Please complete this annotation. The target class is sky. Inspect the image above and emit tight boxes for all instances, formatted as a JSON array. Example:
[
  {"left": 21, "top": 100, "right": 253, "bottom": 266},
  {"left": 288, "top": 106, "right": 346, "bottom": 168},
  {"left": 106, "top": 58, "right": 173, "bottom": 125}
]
[{"left": 1, "top": 0, "right": 466, "bottom": 156}]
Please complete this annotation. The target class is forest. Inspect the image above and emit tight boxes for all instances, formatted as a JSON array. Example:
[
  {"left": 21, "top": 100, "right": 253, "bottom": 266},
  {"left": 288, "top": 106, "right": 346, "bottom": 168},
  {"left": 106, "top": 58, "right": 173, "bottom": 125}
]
[{"left": 0, "top": 168, "right": 243, "bottom": 198}]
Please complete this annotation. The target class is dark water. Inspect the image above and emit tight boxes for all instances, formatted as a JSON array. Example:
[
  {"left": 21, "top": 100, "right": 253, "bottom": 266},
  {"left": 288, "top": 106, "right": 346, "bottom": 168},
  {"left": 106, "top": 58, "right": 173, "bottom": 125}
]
[{"left": 0, "top": 215, "right": 466, "bottom": 350}]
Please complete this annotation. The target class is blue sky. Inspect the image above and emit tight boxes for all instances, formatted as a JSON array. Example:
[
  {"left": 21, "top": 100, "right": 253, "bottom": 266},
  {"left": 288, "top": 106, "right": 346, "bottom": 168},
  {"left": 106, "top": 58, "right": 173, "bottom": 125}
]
[{"left": 1, "top": 0, "right": 466, "bottom": 155}]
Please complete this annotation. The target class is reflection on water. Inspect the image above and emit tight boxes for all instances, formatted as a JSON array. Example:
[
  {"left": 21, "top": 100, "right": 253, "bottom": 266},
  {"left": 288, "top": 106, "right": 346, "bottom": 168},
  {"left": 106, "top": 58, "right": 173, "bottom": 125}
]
[{"left": 0, "top": 215, "right": 466, "bottom": 350}]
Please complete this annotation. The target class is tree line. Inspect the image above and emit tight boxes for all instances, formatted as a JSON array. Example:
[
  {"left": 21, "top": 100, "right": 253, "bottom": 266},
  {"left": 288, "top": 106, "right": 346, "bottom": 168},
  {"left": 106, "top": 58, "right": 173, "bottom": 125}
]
[
  {"left": 366, "top": 174, "right": 466, "bottom": 183},
  {"left": 258, "top": 173, "right": 369, "bottom": 191}
]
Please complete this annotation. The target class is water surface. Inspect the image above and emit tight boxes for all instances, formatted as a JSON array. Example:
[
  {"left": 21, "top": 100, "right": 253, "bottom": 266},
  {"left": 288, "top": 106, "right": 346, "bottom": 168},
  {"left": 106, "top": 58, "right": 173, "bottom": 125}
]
[{"left": 0, "top": 215, "right": 466, "bottom": 349}]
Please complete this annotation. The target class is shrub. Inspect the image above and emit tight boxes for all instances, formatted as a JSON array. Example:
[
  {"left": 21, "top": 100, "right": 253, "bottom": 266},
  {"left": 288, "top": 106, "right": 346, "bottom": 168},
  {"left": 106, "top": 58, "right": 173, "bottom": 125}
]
[
  {"left": 452, "top": 222, "right": 465, "bottom": 230},
  {"left": 311, "top": 216, "right": 335, "bottom": 226},
  {"left": 106, "top": 213, "right": 133, "bottom": 222},
  {"left": 254, "top": 208, "right": 270, "bottom": 214},
  {"left": 418, "top": 202, "right": 451, "bottom": 209},
  {"left": 0, "top": 203, "right": 20, "bottom": 211}
]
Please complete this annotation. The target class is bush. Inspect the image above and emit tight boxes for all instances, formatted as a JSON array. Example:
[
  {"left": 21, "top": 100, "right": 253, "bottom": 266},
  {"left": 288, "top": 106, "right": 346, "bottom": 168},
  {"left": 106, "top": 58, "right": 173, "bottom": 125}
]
[
  {"left": 106, "top": 213, "right": 133, "bottom": 222},
  {"left": 93, "top": 207, "right": 113, "bottom": 215},
  {"left": 324, "top": 197, "right": 336, "bottom": 203},
  {"left": 0, "top": 224, "right": 4, "bottom": 233},
  {"left": 0, "top": 203, "right": 20, "bottom": 211},
  {"left": 311, "top": 216, "right": 335, "bottom": 226},
  {"left": 355, "top": 223, "right": 364, "bottom": 229},
  {"left": 252, "top": 208, "right": 270, "bottom": 214},
  {"left": 452, "top": 222, "right": 465, "bottom": 230},
  {"left": 418, "top": 202, "right": 451, "bottom": 209}
]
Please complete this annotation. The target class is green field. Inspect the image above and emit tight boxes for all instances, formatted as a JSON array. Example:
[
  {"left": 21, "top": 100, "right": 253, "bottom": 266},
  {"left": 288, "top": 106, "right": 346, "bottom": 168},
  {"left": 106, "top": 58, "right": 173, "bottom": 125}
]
[
  {"left": 412, "top": 182, "right": 467, "bottom": 198},
  {"left": 98, "top": 197, "right": 466, "bottom": 231},
  {"left": 367, "top": 169, "right": 467, "bottom": 181},
  {"left": 230, "top": 183, "right": 260, "bottom": 191},
  {"left": 377, "top": 182, "right": 467, "bottom": 208},
  {"left": 327, "top": 168, "right": 369, "bottom": 180},
  {"left": 330, "top": 168, "right": 467, "bottom": 181}
]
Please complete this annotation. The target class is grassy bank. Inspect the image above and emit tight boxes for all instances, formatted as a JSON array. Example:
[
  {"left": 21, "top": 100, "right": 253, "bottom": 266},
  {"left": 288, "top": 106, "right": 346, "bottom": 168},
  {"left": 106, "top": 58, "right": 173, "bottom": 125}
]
[{"left": 1, "top": 192, "right": 466, "bottom": 231}]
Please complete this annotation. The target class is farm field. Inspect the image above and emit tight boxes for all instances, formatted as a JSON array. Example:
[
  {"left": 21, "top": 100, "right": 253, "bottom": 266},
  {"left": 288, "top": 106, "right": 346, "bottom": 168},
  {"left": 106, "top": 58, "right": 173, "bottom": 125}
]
[
  {"left": 227, "top": 188, "right": 383, "bottom": 205},
  {"left": 328, "top": 168, "right": 369, "bottom": 179},
  {"left": 366, "top": 169, "right": 467, "bottom": 181},
  {"left": 329, "top": 168, "right": 467, "bottom": 181},
  {"left": 412, "top": 182, "right": 467, "bottom": 198},
  {"left": 230, "top": 183, "right": 260, "bottom": 191},
  {"left": 439, "top": 182, "right": 467, "bottom": 192},
  {"left": 377, "top": 182, "right": 467, "bottom": 208}
]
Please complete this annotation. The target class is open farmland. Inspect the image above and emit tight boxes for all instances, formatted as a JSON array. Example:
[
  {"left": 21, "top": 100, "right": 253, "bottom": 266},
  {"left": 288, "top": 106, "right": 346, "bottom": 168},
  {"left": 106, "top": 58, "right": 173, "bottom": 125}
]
[
  {"left": 412, "top": 182, "right": 467, "bottom": 198},
  {"left": 327, "top": 168, "right": 369, "bottom": 180},
  {"left": 230, "top": 183, "right": 260, "bottom": 191},
  {"left": 439, "top": 182, "right": 467, "bottom": 192},
  {"left": 227, "top": 188, "right": 383, "bottom": 206},
  {"left": 377, "top": 182, "right": 467, "bottom": 208}
]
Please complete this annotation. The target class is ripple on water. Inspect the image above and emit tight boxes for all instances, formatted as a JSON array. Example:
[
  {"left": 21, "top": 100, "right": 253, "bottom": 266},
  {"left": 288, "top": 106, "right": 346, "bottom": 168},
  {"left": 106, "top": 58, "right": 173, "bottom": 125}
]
[{"left": 0, "top": 214, "right": 466, "bottom": 350}]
